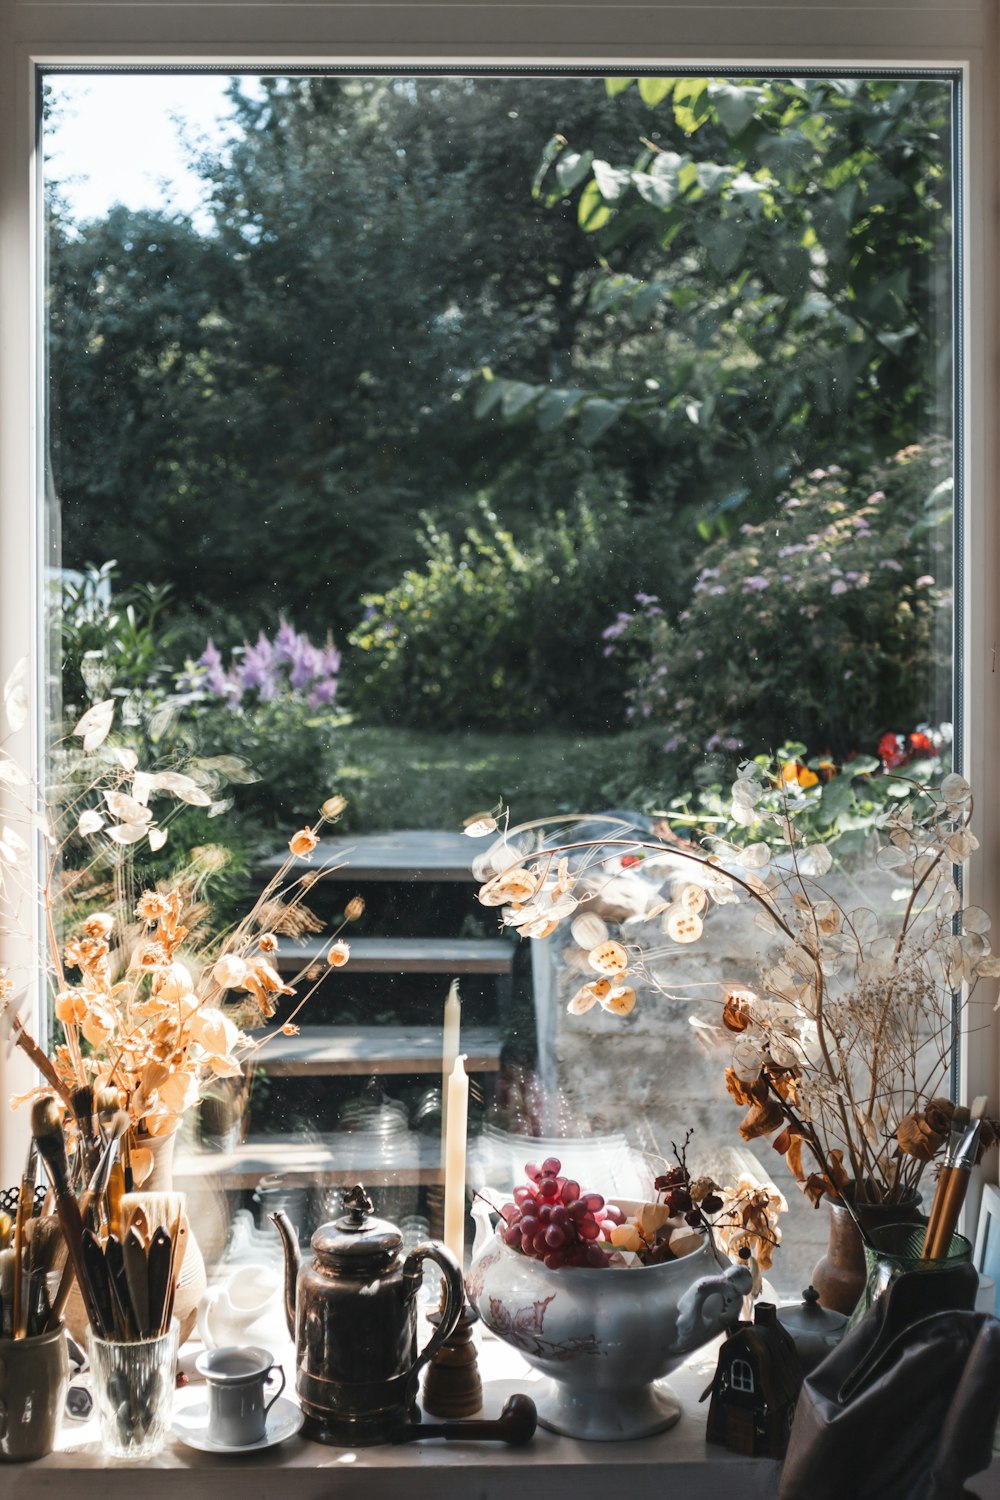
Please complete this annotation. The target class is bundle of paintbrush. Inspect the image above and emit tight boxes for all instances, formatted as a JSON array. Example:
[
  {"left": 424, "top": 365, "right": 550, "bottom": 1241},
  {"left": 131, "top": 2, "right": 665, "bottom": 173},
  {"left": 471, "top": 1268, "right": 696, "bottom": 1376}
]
[
  {"left": 0, "top": 1144, "right": 63, "bottom": 1339},
  {"left": 30, "top": 1095, "right": 185, "bottom": 1342}
]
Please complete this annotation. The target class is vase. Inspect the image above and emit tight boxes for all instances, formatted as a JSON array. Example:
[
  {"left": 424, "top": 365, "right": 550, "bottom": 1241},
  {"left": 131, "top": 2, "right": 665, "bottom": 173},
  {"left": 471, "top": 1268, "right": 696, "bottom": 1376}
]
[
  {"left": 811, "top": 1187, "right": 923, "bottom": 1315},
  {"left": 845, "top": 1222, "right": 972, "bottom": 1330},
  {"left": 0, "top": 1322, "right": 70, "bottom": 1461},
  {"left": 65, "top": 1127, "right": 207, "bottom": 1346},
  {"left": 87, "top": 1322, "right": 178, "bottom": 1458},
  {"left": 466, "top": 1201, "right": 753, "bottom": 1441}
]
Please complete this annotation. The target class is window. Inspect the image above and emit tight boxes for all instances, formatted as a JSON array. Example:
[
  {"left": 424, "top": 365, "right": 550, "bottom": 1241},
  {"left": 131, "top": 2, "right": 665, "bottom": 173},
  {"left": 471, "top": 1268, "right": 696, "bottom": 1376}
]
[
  {"left": 731, "top": 1358, "right": 755, "bottom": 1393},
  {"left": 0, "top": 0, "right": 997, "bottom": 1312}
]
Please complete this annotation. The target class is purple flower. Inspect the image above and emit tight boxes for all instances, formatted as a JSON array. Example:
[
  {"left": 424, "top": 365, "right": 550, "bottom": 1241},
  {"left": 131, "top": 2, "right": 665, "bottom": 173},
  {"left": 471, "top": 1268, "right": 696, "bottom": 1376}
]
[
  {"left": 274, "top": 617, "right": 300, "bottom": 665},
  {"left": 741, "top": 576, "right": 770, "bottom": 593},
  {"left": 830, "top": 580, "right": 849, "bottom": 596},
  {"left": 308, "top": 678, "right": 338, "bottom": 709},
  {"left": 195, "top": 639, "right": 233, "bottom": 699},
  {"left": 663, "top": 736, "right": 682, "bottom": 754},
  {"left": 879, "top": 559, "right": 903, "bottom": 572}
]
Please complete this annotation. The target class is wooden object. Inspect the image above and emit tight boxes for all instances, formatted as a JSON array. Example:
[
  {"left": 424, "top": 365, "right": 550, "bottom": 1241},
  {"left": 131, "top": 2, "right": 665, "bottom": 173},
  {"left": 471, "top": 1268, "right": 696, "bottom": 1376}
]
[
  {"left": 703, "top": 1302, "right": 802, "bottom": 1459},
  {"left": 259, "top": 829, "right": 480, "bottom": 883},
  {"left": 422, "top": 1302, "right": 483, "bottom": 1419},
  {"left": 256, "top": 1024, "right": 501, "bottom": 1077}
]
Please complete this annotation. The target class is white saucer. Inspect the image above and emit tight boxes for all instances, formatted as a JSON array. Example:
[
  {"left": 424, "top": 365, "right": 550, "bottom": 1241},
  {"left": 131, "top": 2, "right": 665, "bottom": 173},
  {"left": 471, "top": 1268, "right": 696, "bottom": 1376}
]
[{"left": 170, "top": 1390, "right": 304, "bottom": 1454}]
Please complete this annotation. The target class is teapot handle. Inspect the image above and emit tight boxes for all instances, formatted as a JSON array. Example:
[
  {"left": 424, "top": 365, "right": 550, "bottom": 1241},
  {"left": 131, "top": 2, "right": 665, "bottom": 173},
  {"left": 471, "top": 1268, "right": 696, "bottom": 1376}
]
[{"left": 404, "top": 1241, "right": 465, "bottom": 1378}]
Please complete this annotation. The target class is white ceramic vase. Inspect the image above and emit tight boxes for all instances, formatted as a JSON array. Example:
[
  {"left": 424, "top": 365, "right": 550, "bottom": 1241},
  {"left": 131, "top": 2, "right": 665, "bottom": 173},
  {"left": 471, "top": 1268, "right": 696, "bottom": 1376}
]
[{"left": 466, "top": 1208, "right": 752, "bottom": 1441}]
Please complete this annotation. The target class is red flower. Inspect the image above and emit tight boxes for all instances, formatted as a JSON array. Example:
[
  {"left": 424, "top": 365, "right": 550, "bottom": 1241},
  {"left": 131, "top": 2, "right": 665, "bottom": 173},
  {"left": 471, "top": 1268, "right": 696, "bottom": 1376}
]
[
  {"left": 621, "top": 852, "right": 643, "bottom": 869},
  {"left": 878, "top": 732, "right": 910, "bottom": 770},
  {"left": 908, "top": 731, "right": 936, "bottom": 758}
]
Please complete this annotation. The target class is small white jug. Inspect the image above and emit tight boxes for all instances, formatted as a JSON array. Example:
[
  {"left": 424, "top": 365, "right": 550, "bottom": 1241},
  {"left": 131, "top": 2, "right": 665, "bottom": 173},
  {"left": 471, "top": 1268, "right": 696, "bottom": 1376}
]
[{"left": 197, "top": 1262, "right": 286, "bottom": 1351}]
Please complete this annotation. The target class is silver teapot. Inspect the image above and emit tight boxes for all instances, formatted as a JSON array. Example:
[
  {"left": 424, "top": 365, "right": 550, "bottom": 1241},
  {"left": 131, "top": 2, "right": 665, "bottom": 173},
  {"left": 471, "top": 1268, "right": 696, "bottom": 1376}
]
[{"left": 272, "top": 1183, "right": 464, "bottom": 1445}]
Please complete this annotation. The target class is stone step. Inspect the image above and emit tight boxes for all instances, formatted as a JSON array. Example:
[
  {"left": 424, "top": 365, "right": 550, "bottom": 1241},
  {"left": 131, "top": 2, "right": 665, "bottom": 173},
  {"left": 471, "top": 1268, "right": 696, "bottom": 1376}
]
[
  {"left": 260, "top": 828, "right": 485, "bottom": 883},
  {"left": 247, "top": 1023, "right": 501, "bottom": 1077},
  {"left": 275, "top": 935, "right": 514, "bottom": 975}
]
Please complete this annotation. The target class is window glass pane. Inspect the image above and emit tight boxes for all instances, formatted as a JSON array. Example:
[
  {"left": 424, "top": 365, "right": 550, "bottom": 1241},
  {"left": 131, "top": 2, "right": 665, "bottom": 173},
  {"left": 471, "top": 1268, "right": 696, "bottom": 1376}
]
[{"left": 41, "top": 70, "right": 956, "bottom": 1297}]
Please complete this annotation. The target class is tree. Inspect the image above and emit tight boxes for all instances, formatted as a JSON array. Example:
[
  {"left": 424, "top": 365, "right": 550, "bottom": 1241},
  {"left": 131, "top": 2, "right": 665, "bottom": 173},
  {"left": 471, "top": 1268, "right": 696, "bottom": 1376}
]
[{"left": 480, "top": 76, "right": 954, "bottom": 539}]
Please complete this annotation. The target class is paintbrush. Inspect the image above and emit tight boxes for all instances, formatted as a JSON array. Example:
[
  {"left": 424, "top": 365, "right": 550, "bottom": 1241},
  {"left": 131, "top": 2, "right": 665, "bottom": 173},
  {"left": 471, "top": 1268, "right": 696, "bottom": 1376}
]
[
  {"left": 12, "top": 1139, "right": 38, "bottom": 1338},
  {"left": 71, "top": 1084, "right": 101, "bottom": 1183},
  {"left": 81, "top": 1229, "right": 115, "bottom": 1339},
  {"left": 0, "top": 1210, "right": 12, "bottom": 1250},
  {"left": 0, "top": 1247, "right": 14, "bottom": 1338},
  {"left": 922, "top": 1096, "right": 988, "bottom": 1259},
  {"left": 147, "top": 1227, "right": 172, "bottom": 1337},
  {"left": 48, "top": 1110, "right": 130, "bottom": 1327},
  {"left": 94, "top": 1085, "right": 121, "bottom": 1144},
  {"left": 104, "top": 1234, "right": 135, "bottom": 1340},
  {"left": 31, "top": 1095, "right": 104, "bottom": 1336},
  {"left": 123, "top": 1225, "right": 150, "bottom": 1339}
]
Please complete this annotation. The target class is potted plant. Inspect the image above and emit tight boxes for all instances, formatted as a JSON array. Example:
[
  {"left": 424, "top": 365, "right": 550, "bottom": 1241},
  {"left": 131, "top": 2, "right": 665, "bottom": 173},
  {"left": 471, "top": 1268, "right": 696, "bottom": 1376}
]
[{"left": 467, "top": 762, "right": 1000, "bottom": 1312}]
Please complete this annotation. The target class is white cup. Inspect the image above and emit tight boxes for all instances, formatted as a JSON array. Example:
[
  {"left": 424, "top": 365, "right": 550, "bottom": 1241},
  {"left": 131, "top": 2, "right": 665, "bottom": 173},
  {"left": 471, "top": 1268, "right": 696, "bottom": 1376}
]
[{"left": 195, "top": 1345, "right": 285, "bottom": 1446}]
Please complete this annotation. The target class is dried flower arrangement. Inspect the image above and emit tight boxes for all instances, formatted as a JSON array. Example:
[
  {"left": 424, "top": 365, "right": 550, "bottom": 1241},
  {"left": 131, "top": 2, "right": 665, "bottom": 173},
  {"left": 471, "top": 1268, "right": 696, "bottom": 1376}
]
[
  {"left": 468, "top": 765, "right": 999, "bottom": 1211},
  {"left": 0, "top": 667, "right": 355, "bottom": 1163}
]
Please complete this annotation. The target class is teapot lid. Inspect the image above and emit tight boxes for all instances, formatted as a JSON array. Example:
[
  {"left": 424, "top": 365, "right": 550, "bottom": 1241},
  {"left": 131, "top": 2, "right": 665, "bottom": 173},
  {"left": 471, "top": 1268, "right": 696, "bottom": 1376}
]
[
  {"left": 311, "top": 1184, "right": 402, "bottom": 1263},
  {"left": 778, "top": 1285, "right": 848, "bottom": 1337}
]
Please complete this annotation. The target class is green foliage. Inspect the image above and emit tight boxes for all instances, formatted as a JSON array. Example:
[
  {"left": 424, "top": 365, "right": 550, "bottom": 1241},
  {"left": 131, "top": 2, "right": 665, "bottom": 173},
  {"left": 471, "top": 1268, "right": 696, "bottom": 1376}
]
[
  {"left": 48, "top": 77, "right": 654, "bottom": 639},
  {"left": 173, "top": 696, "right": 345, "bottom": 830},
  {"left": 665, "top": 739, "right": 946, "bottom": 858},
  {"left": 57, "top": 562, "right": 179, "bottom": 714},
  {"left": 494, "top": 75, "right": 954, "bottom": 536},
  {"left": 348, "top": 497, "right": 643, "bottom": 731},
  {"left": 608, "top": 442, "right": 952, "bottom": 775}
]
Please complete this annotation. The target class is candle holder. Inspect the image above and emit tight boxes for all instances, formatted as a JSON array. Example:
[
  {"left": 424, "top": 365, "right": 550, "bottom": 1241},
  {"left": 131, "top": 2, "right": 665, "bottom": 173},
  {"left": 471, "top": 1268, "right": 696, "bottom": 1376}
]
[{"left": 421, "top": 1299, "right": 483, "bottom": 1419}]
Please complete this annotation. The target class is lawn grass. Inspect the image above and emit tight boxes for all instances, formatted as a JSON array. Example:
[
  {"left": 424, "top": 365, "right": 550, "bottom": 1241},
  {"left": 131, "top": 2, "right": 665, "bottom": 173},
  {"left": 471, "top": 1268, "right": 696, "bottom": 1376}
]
[{"left": 330, "top": 724, "right": 668, "bottom": 832}]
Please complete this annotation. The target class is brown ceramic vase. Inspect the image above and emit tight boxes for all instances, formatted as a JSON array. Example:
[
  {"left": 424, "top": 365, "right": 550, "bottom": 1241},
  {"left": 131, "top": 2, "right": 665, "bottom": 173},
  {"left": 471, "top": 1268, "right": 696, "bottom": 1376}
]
[{"left": 811, "top": 1187, "right": 923, "bottom": 1315}]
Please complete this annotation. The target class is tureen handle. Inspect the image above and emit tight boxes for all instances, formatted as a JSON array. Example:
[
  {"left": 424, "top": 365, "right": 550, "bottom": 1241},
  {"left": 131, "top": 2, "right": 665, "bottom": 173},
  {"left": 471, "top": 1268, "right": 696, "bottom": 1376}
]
[
  {"left": 404, "top": 1241, "right": 465, "bottom": 1377},
  {"left": 673, "top": 1263, "right": 753, "bottom": 1352}
]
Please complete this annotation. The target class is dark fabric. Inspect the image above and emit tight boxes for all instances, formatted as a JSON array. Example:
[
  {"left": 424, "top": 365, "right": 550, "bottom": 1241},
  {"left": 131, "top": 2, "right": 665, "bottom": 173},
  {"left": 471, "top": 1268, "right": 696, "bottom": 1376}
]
[{"left": 779, "top": 1264, "right": 1000, "bottom": 1500}]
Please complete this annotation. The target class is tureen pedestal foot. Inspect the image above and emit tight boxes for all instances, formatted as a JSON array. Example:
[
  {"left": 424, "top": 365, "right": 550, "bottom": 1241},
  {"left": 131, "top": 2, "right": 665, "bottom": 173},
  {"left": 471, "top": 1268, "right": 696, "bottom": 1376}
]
[{"left": 534, "top": 1378, "right": 682, "bottom": 1442}]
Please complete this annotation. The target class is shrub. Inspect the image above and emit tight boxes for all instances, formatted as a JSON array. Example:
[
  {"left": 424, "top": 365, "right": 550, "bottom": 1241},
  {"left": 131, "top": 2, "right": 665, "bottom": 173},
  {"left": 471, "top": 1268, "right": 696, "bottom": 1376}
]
[
  {"left": 606, "top": 442, "right": 952, "bottom": 781},
  {"left": 348, "top": 497, "right": 641, "bottom": 732},
  {"left": 57, "top": 561, "right": 179, "bottom": 714}
]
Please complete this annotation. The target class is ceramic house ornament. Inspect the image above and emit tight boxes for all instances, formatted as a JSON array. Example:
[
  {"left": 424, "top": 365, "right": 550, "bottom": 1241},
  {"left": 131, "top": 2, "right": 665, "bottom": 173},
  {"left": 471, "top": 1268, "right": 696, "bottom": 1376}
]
[{"left": 703, "top": 1301, "right": 803, "bottom": 1458}]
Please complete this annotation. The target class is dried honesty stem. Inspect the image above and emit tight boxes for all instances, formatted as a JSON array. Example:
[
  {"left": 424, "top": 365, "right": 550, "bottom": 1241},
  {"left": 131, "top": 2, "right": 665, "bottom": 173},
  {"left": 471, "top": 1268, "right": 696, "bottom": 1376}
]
[
  {"left": 469, "top": 770, "right": 999, "bottom": 1208},
  {"left": 0, "top": 673, "right": 353, "bottom": 1137}
]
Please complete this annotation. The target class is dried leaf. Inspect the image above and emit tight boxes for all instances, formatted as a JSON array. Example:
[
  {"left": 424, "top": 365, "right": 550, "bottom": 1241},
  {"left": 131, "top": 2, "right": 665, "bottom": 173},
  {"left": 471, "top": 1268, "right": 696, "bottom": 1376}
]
[
  {"left": 73, "top": 698, "right": 115, "bottom": 751},
  {"left": 570, "top": 912, "right": 609, "bottom": 949},
  {"left": 587, "top": 939, "right": 629, "bottom": 976},
  {"left": 3, "top": 658, "right": 27, "bottom": 733},
  {"left": 148, "top": 770, "right": 212, "bottom": 806},
  {"left": 463, "top": 815, "right": 499, "bottom": 838},
  {"left": 0, "top": 755, "right": 28, "bottom": 786},
  {"left": 106, "top": 822, "right": 150, "bottom": 846},
  {"left": 77, "top": 809, "right": 105, "bottom": 836},
  {"left": 104, "top": 790, "right": 153, "bottom": 824}
]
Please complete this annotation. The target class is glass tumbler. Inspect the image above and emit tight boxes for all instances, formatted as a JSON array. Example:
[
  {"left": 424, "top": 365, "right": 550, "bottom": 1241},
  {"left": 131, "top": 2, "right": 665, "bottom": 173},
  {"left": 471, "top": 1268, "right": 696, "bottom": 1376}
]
[
  {"left": 86, "top": 1322, "right": 179, "bottom": 1458},
  {"left": 847, "top": 1222, "right": 972, "bottom": 1329}
]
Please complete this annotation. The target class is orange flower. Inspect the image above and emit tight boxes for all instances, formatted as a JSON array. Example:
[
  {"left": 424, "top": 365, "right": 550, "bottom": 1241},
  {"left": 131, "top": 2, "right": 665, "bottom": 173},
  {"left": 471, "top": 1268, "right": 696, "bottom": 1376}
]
[
  {"left": 258, "top": 932, "right": 278, "bottom": 953},
  {"left": 327, "top": 940, "right": 350, "bottom": 968},
  {"left": 289, "top": 827, "right": 320, "bottom": 859}
]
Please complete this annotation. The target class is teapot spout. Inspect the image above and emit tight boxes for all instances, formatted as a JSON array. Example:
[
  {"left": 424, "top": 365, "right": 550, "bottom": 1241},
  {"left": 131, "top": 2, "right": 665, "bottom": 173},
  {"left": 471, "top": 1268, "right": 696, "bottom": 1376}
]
[{"left": 270, "top": 1209, "right": 300, "bottom": 1340}]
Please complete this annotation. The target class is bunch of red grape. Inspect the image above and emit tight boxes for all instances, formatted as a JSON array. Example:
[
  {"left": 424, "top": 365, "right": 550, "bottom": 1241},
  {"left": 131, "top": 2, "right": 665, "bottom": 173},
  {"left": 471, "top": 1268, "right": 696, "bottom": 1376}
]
[{"left": 498, "top": 1157, "right": 626, "bottom": 1269}]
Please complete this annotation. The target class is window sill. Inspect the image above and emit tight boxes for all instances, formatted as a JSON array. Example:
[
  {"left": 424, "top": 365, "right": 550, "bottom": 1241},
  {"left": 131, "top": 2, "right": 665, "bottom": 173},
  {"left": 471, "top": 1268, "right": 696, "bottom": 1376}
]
[{"left": 9, "top": 1331, "right": 1000, "bottom": 1500}]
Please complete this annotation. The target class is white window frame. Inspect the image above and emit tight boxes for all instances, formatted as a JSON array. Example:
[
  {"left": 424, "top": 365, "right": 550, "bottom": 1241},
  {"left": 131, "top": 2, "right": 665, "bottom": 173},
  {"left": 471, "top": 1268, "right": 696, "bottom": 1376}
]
[{"left": 0, "top": 2, "right": 996, "bottom": 1193}]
